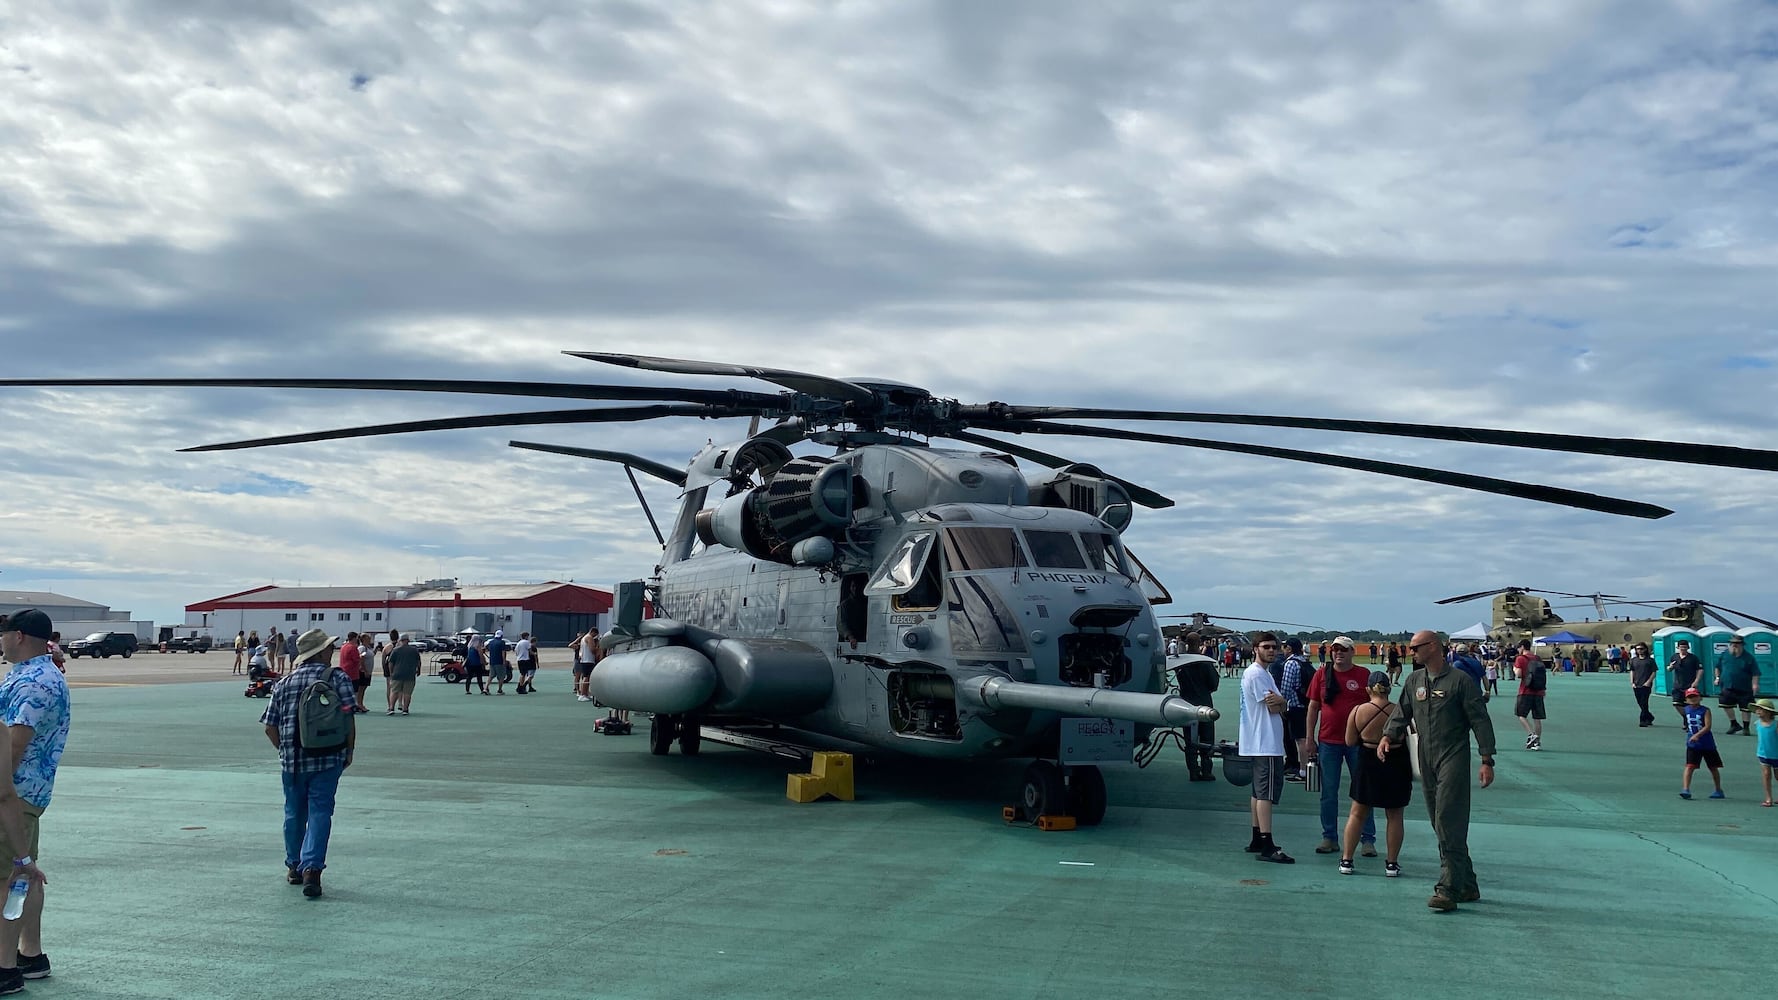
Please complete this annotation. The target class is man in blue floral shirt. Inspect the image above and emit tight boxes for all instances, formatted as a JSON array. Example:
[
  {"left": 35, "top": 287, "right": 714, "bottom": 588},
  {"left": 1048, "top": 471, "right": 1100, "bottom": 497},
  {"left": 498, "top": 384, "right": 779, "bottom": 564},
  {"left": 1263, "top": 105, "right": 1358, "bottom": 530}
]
[
  {"left": 0, "top": 609, "right": 70, "bottom": 991},
  {"left": 260, "top": 629, "right": 356, "bottom": 898}
]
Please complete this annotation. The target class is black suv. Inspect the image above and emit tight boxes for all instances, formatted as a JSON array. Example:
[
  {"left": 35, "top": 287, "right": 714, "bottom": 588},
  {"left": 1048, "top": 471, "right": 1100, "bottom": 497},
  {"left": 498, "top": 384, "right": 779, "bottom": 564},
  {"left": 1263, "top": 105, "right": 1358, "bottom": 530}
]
[{"left": 67, "top": 631, "right": 140, "bottom": 658}]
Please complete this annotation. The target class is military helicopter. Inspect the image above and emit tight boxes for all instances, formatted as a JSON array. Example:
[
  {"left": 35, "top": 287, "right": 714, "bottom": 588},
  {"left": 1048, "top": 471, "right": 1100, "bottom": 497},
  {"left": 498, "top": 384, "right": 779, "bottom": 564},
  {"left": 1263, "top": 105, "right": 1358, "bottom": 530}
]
[
  {"left": 1158, "top": 612, "right": 1320, "bottom": 643},
  {"left": 10, "top": 352, "right": 1778, "bottom": 823},
  {"left": 1436, "top": 586, "right": 1777, "bottom": 651}
]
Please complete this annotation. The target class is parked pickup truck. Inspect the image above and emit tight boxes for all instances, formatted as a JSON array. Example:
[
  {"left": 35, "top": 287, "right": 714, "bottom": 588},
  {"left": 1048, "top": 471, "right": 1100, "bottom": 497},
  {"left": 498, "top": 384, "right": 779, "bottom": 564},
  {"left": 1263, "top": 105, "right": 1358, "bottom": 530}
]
[
  {"left": 167, "top": 635, "right": 213, "bottom": 653},
  {"left": 66, "top": 631, "right": 140, "bottom": 658}
]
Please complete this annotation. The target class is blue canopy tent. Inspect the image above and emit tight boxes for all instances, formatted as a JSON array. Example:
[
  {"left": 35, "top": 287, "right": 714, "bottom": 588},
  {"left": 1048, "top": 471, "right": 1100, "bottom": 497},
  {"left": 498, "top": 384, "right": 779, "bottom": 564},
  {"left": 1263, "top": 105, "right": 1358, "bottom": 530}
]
[{"left": 1535, "top": 630, "right": 1596, "bottom": 672}]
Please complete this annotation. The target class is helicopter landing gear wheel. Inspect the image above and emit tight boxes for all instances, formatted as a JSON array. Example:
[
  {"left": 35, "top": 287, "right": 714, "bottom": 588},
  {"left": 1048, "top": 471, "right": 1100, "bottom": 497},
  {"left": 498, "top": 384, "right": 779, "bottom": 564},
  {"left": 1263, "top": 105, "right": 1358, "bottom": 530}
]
[
  {"left": 678, "top": 719, "right": 701, "bottom": 756},
  {"left": 1020, "top": 760, "right": 1067, "bottom": 819},
  {"left": 649, "top": 714, "right": 678, "bottom": 756},
  {"left": 1066, "top": 765, "right": 1107, "bottom": 826}
]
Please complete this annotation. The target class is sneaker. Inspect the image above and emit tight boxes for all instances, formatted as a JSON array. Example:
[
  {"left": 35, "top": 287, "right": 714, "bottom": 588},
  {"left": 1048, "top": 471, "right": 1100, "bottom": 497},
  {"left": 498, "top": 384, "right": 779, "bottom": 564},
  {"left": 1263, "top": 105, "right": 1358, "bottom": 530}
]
[
  {"left": 577, "top": 694, "right": 591, "bottom": 702},
  {"left": 1385, "top": 861, "right": 1401, "bottom": 878},
  {"left": 1427, "top": 893, "right": 1457, "bottom": 912},
  {"left": 302, "top": 869, "right": 323, "bottom": 899},
  {"left": 1283, "top": 770, "right": 1303, "bottom": 783},
  {"left": 1361, "top": 842, "right": 1378, "bottom": 858},
  {"left": 399, "top": 708, "right": 409, "bottom": 716},
  {"left": 1244, "top": 842, "right": 1263, "bottom": 854},
  {"left": 1315, "top": 838, "right": 1338, "bottom": 854},
  {"left": 1525, "top": 735, "right": 1535, "bottom": 748},
  {"left": 1257, "top": 848, "right": 1296, "bottom": 864},
  {"left": 1338, "top": 859, "right": 1355, "bottom": 876},
  {"left": 15, "top": 952, "right": 48, "bottom": 981},
  {"left": 1679, "top": 789, "right": 1693, "bottom": 799},
  {"left": 1709, "top": 789, "right": 1726, "bottom": 799},
  {"left": 386, "top": 709, "right": 396, "bottom": 716},
  {"left": 0, "top": 966, "right": 20, "bottom": 996}
]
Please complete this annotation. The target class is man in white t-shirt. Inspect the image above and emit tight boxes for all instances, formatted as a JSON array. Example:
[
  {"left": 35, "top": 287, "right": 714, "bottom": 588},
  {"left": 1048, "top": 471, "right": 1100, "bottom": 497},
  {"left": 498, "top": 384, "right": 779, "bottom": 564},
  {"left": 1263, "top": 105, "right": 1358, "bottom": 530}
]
[{"left": 1240, "top": 632, "right": 1294, "bottom": 863}]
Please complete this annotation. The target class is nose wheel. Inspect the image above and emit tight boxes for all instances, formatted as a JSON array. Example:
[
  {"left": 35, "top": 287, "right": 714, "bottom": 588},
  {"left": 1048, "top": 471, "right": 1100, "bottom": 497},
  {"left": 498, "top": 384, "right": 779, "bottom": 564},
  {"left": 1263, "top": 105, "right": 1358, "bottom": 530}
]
[{"left": 1018, "top": 761, "right": 1107, "bottom": 826}]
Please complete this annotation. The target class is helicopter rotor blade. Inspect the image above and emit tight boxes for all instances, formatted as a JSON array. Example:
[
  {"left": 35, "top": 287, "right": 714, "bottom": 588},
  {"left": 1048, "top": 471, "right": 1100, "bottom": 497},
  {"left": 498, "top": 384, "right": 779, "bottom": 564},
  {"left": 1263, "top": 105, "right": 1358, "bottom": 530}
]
[
  {"left": 1699, "top": 606, "right": 1740, "bottom": 630},
  {"left": 1698, "top": 602, "right": 1778, "bottom": 630},
  {"left": 994, "top": 406, "right": 1778, "bottom": 473},
  {"left": 1435, "top": 587, "right": 1530, "bottom": 606},
  {"left": 0, "top": 377, "right": 782, "bottom": 408},
  {"left": 946, "top": 430, "right": 1174, "bottom": 509},
  {"left": 996, "top": 420, "right": 1674, "bottom": 520},
  {"left": 506, "top": 441, "right": 688, "bottom": 487},
  {"left": 566, "top": 352, "right": 879, "bottom": 406},
  {"left": 180, "top": 404, "right": 758, "bottom": 453}
]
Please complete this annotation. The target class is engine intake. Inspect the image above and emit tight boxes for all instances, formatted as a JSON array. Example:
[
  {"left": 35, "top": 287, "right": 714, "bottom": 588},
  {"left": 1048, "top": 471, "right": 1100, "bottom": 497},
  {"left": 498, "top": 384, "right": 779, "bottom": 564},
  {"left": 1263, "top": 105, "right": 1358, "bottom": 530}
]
[{"left": 696, "top": 456, "right": 857, "bottom": 562}]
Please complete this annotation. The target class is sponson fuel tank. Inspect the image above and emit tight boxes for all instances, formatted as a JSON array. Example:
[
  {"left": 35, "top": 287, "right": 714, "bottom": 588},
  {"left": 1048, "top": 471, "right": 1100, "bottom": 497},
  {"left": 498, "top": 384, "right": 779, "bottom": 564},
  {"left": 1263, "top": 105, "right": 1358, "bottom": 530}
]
[
  {"left": 592, "top": 620, "right": 835, "bottom": 717},
  {"left": 589, "top": 644, "right": 719, "bottom": 715}
]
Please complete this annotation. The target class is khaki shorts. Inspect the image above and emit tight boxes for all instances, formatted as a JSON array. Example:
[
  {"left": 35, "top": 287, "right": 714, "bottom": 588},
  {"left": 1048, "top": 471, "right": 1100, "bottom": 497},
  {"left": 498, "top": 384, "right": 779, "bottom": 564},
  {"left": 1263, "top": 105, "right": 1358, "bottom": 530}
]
[
  {"left": 0, "top": 804, "right": 44, "bottom": 862},
  {"left": 390, "top": 678, "right": 417, "bottom": 697}
]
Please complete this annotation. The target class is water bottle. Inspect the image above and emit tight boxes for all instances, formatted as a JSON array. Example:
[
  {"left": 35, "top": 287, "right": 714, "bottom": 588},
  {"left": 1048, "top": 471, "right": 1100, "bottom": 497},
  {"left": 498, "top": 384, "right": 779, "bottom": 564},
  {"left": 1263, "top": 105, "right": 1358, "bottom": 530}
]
[{"left": 3, "top": 858, "right": 28, "bottom": 921}]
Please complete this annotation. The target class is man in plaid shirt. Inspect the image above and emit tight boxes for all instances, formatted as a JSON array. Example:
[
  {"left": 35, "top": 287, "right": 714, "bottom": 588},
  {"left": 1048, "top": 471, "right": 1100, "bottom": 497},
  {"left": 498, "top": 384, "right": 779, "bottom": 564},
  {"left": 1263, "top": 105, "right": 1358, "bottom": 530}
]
[{"left": 260, "top": 628, "right": 356, "bottom": 898}]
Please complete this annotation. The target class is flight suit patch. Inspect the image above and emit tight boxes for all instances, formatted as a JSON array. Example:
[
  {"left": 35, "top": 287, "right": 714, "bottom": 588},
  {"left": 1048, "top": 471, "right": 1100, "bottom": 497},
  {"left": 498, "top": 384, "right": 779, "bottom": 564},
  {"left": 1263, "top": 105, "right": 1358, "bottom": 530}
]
[
  {"left": 1431, "top": 690, "right": 1447, "bottom": 699},
  {"left": 1415, "top": 686, "right": 1428, "bottom": 701}
]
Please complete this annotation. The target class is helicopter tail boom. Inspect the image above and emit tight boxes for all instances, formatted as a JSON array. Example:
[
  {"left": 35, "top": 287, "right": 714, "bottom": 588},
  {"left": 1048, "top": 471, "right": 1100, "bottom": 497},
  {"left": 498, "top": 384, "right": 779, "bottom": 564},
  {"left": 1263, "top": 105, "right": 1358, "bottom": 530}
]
[{"left": 958, "top": 674, "right": 1219, "bottom": 728}]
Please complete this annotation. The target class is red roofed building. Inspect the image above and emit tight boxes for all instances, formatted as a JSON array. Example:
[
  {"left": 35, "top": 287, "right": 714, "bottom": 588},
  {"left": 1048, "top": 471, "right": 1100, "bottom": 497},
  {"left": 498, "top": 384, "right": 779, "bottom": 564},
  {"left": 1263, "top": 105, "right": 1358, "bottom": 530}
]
[{"left": 184, "top": 579, "right": 611, "bottom": 644}]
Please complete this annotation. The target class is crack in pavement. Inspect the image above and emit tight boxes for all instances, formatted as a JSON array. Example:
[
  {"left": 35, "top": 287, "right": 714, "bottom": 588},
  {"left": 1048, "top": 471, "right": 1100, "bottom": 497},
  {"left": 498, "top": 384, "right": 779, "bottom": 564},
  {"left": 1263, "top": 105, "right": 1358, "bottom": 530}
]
[{"left": 1632, "top": 831, "right": 1778, "bottom": 909}]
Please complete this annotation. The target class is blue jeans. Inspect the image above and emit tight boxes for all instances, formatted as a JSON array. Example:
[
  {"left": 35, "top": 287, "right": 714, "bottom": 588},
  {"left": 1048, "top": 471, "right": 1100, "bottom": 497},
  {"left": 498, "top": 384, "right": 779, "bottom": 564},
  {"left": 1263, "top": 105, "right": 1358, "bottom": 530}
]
[
  {"left": 1318, "top": 742, "right": 1374, "bottom": 844},
  {"left": 282, "top": 765, "right": 345, "bottom": 871}
]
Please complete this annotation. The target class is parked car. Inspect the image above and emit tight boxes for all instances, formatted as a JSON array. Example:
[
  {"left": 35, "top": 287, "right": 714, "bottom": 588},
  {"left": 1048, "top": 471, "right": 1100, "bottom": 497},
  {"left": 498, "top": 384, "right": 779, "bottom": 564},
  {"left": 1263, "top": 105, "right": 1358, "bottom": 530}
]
[
  {"left": 168, "top": 635, "right": 213, "bottom": 653},
  {"left": 66, "top": 631, "right": 140, "bottom": 658}
]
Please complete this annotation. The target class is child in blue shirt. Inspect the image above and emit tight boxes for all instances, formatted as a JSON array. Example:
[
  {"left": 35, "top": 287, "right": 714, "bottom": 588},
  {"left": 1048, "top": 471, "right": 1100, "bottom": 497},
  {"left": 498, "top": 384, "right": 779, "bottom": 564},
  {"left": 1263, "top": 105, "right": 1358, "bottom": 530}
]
[
  {"left": 1680, "top": 688, "right": 1725, "bottom": 800},
  {"left": 1752, "top": 697, "right": 1777, "bottom": 807}
]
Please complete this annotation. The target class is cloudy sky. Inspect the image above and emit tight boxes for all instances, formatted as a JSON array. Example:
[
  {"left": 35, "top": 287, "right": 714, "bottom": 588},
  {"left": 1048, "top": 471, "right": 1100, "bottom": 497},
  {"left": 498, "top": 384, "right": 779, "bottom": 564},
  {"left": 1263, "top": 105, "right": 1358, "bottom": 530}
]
[{"left": 2, "top": 0, "right": 1775, "bottom": 634}]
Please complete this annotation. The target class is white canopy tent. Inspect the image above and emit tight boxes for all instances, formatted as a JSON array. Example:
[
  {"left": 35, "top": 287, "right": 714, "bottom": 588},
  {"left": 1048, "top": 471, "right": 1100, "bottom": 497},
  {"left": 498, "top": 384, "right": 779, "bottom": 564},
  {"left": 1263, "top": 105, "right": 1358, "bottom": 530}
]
[{"left": 1449, "top": 622, "right": 1490, "bottom": 641}]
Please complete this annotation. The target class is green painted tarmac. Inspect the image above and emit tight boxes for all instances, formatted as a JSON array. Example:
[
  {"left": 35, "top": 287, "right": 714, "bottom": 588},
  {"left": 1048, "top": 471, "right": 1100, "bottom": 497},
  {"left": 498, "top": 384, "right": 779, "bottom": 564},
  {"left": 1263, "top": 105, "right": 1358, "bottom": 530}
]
[{"left": 30, "top": 669, "right": 1777, "bottom": 999}]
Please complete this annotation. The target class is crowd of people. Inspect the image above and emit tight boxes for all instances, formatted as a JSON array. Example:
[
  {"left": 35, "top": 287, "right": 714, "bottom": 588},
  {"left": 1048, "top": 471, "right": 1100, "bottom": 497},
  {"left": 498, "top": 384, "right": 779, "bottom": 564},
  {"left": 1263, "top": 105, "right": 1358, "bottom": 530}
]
[{"left": 1166, "top": 623, "right": 1770, "bottom": 912}]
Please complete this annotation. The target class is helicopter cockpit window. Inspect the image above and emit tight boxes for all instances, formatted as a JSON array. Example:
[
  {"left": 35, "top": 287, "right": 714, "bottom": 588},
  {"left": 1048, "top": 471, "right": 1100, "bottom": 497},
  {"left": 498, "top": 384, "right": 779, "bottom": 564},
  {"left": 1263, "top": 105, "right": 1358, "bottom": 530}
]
[
  {"left": 865, "top": 533, "right": 936, "bottom": 596},
  {"left": 1080, "top": 531, "right": 1133, "bottom": 579},
  {"left": 941, "top": 526, "right": 1026, "bottom": 572},
  {"left": 1024, "top": 529, "right": 1088, "bottom": 569}
]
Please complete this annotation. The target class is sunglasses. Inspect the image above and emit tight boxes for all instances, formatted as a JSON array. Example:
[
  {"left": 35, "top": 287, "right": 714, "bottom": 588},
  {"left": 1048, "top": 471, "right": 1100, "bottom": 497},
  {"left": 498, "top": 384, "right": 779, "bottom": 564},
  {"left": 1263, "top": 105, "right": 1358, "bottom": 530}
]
[
  {"left": 1256, "top": 643, "right": 1278, "bottom": 649},
  {"left": 1407, "top": 642, "right": 1436, "bottom": 652}
]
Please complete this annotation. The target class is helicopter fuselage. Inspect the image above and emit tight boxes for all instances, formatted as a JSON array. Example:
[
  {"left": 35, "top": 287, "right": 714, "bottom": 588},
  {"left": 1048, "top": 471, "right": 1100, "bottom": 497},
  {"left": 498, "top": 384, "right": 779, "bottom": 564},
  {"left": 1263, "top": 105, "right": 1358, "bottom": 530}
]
[{"left": 593, "top": 444, "right": 1191, "bottom": 762}]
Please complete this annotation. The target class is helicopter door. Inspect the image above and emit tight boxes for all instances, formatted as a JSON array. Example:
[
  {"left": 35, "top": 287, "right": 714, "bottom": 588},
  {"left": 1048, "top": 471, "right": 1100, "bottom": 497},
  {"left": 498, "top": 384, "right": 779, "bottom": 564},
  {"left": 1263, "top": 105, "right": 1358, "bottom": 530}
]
[{"left": 838, "top": 573, "right": 868, "bottom": 643}]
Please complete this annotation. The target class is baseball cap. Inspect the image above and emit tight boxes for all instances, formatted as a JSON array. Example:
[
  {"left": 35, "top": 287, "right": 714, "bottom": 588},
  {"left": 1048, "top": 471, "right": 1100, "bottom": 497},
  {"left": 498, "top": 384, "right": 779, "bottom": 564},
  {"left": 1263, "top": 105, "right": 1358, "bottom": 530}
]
[
  {"left": 1684, "top": 687, "right": 1702, "bottom": 698},
  {"left": 1367, "top": 670, "right": 1391, "bottom": 687},
  {"left": 1330, "top": 636, "right": 1355, "bottom": 650},
  {"left": 0, "top": 609, "right": 53, "bottom": 640}
]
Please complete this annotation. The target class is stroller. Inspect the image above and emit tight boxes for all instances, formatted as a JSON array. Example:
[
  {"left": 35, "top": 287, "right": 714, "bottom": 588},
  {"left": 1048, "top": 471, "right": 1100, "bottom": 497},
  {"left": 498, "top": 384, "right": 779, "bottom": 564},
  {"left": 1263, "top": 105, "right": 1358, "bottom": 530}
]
[{"left": 244, "top": 661, "right": 281, "bottom": 698}]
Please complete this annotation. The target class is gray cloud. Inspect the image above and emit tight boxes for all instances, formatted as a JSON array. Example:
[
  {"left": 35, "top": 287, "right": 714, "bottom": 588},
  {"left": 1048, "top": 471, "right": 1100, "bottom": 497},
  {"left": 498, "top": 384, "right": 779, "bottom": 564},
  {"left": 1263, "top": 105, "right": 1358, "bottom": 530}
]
[{"left": 2, "top": 0, "right": 1775, "bottom": 630}]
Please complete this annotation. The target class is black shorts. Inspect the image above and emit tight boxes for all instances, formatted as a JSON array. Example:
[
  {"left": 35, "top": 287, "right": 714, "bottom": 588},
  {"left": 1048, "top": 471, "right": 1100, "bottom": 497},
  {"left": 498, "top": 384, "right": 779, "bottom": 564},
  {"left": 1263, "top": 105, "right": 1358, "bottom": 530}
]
[
  {"left": 572, "top": 662, "right": 592, "bottom": 678},
  {"left": 1719, "top": 688, "right": 1753, "bottom": 710},
  {"left": 1686, "top": 746, "right": 1723, "bottom": 769},
  {"left": 1515, "top": 694, "right": 1546, "bottom": 720}
]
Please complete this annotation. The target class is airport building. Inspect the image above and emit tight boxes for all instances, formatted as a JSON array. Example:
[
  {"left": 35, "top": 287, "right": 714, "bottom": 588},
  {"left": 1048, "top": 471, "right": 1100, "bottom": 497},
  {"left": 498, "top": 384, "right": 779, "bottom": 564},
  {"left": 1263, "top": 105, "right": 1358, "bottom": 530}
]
[
  {"left": 183, "top": 579, "right": 612, "bottom": 645},
  {"left": 0, "top": 589, "right": 154, "bottom": 642}
]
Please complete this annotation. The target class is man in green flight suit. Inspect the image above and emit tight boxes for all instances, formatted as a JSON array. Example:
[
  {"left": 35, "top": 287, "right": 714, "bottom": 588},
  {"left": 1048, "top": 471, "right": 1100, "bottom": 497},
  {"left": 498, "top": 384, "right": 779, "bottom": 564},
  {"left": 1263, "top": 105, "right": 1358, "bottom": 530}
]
[{"left": 1379, "top": 629, "right": 1497, "bottom": 912}]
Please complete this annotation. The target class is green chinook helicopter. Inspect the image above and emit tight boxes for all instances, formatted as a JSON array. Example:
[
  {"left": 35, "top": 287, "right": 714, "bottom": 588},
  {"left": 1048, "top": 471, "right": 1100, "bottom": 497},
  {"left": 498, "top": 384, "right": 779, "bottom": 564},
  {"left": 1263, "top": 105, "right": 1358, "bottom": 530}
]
[{"left": 8, "top": 352, "right": 1778, "bottom": 822}]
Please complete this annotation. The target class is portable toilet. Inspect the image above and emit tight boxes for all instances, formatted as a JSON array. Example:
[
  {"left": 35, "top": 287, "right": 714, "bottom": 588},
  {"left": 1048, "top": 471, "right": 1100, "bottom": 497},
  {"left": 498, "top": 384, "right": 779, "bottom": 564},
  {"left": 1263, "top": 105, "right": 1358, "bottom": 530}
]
[
  {"left": 1694, "top": 626, "right": 1736, "bottom": 696},
  {"left": 1735, "top": 626, "right": 1778, "bottom": 690},
  {"left": 1651, "top": 626, "right": 1700, "bottom": 697}
]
